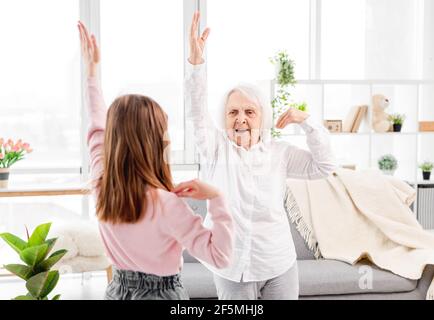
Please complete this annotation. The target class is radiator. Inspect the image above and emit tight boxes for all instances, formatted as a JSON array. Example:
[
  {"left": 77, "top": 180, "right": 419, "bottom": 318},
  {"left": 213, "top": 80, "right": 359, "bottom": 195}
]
[{"left": 417, "top": 184, "right": 434, "bottom": 229}]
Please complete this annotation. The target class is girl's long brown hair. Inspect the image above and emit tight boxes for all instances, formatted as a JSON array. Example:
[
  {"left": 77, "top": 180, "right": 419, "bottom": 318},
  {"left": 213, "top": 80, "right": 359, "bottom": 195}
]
[{"left": 96, "top": 94, "right": 173, "bottom": 224}]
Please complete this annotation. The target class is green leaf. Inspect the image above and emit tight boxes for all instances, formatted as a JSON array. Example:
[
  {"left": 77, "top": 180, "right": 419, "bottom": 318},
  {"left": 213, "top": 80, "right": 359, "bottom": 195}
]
[
  {"left": 37, "top": 249, "right": 67, "bottom": 272},
  {"left": 28, "top": 223, "right": 52, "bottom": 247},
  {"left": 19, "top": 244, "right": 49, "bottom": 267},
  {"left": 26, "top": 271, "right": 59, "bottom": 299},
  {"left": 14, "top": 294, "right": 37, "bottom": 300},
  {"left": 52, "top": 294, "right": 61, "bottom": 300},
  {"left": 40, "top": 271, "right": 60, "bottom": 298},
  {"left": 0, "top": 233, "right": 27, "bottom": 254},
  {"left": 44, "top": 238, "right": 57, "bottom": 256},
  {"left": 4, "top": 264, "right": 33, "bottom": 280}
]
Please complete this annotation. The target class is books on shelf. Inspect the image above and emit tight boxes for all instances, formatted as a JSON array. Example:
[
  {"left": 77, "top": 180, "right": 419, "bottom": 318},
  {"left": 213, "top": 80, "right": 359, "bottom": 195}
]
[{"left": 343, "top": 105, "right": 368, "bottom": 133}]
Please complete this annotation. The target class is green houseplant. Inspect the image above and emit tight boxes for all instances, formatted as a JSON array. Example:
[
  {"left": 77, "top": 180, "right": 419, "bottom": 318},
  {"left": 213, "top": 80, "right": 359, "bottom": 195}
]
[
  {"left": 0, "top": 222, "right": 67, "bottom": 300},
  {"left": 388, "top": 113, "right": 406, "bottom": 132},
  {"left": 378, "top": 154, "right": 398, "bottom": 176},
  {"left": 270, "top": 51, "right": 306, "bottom": 138},
  {"left": 419, "top": 161, "right": 434, "bottom": 181}
]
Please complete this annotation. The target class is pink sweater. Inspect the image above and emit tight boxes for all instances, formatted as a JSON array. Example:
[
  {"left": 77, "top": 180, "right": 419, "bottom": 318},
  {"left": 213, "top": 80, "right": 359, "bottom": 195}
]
[{"left": 86, "top": 77, "right": 234, "bottom": 276}]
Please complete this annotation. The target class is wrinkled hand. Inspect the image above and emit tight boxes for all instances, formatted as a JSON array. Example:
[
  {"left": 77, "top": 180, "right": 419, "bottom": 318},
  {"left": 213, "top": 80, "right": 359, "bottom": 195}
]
[
  {"left": 188, "top": 11, "right": 210, "bottom": 65},
  {"left": 77, "top": 21, "right": 100, "bottom": 77},
  {"left": 173, "top": 179, "right": 221, "bottom": 200},
  {"left": 275, "top": 108, "right": 309, "bottom": 129}
]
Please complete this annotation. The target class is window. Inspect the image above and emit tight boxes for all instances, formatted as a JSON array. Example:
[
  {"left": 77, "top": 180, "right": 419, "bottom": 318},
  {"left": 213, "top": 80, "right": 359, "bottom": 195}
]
[
  {"left": 207, "top": 0, "right": 310, "bottom": 117},
  {"left": 100, "top": 0, "right": 184, "bottom": 151},
  {"left": 321, "top": 0, "right": 429, "bottom": 80},
  {"left": 321, "top": 0, "right": 366, "bottom": 79},
  {"left": 0, "top": 0, "right": 81, "bottom": 168}
]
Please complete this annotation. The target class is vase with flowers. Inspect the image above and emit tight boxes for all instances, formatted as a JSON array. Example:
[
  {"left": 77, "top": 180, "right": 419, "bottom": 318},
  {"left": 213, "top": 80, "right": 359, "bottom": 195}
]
[{"left": 0, "top": 138, "right": 32, "bottom": 188}]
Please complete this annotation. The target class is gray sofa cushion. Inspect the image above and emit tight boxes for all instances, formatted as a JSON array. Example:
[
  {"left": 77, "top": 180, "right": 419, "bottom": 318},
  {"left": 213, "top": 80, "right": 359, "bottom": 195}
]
[
  {"left": 181, "top": 259, "right": 420, "bottom": 299},
  {"left": 181, "top": 262, "right": 217, "bottom": 299},
  {"left": 298, "top": 259, "right": 417, "bottom": 296},
  {"left": 182, "top": 198, "right": 207, "bottom": 263},
  {"left": 289, "top": 218, "right": 316, "bottom": 260},
  {"left": 183, "top": 250, "right": 198, "bottom": 263}
]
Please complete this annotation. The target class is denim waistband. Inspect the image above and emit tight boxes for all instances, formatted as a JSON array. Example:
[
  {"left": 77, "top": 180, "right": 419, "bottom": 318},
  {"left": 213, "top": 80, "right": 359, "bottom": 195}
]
[{"left": 112, "top": 267, "right": 183, "bottom": 290}]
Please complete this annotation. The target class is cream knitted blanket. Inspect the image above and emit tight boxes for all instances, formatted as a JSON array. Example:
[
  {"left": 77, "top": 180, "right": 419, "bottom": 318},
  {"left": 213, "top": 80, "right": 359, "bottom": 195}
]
[{"left": 285, "top": 168, "right": 434, "bottom": 300}]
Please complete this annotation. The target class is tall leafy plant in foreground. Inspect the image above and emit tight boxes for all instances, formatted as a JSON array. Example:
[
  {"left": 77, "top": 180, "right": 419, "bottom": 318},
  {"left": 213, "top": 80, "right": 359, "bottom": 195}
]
[{"left": 0, "top": 222, "right": 67, "bottom": 300}]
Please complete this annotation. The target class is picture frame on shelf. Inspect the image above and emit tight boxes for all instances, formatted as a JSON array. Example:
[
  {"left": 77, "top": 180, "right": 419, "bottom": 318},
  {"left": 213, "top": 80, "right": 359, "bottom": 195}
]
[{"left": 324, "top": 120, "right": 342, "bottom": 133}]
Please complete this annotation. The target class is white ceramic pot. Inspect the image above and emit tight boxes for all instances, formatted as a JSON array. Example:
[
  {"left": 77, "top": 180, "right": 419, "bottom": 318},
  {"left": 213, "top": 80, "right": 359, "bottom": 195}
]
[{"left": 381, "top": 169, "right": 395, "bottom": 176}]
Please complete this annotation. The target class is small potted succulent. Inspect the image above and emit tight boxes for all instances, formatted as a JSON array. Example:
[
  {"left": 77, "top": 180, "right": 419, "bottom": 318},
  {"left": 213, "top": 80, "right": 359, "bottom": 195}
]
[
  {"left": 378, "top": 154, "right": 398, "bottom": 176},
  {"left": 419, "top": 161, "right": 433, "bottom": 181},
  {"left": 0, "top": 138, "right": 32, "bottom": 188},
  {"left": 388, "top": 113, "right": 406, "bottom": 132}
]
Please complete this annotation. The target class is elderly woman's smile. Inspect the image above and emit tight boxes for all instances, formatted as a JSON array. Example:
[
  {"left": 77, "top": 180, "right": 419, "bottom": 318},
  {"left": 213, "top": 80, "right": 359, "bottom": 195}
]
[{"left": 225, "top": 91, "right": 262, "bottom": 149}]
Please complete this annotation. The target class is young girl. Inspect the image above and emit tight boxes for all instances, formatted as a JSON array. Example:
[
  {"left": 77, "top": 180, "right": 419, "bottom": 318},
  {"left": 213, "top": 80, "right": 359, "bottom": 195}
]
[{"left": 78, "top": 21, "right": 233, "bottom": 300}]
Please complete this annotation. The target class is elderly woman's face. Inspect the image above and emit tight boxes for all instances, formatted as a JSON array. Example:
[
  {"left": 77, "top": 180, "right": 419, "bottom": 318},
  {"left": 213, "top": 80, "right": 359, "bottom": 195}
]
[{"left": 225, "top": 91, "right": 262, "bottom": 149}]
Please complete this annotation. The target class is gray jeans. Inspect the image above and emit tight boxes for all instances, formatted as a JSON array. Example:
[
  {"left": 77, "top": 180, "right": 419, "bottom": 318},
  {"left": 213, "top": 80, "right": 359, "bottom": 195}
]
[
  {"left": 213, "top": 262, "right": 299, "bottom": 300},
  {"left": 105, "top": 267, "right": 189, "bottom": 300}
]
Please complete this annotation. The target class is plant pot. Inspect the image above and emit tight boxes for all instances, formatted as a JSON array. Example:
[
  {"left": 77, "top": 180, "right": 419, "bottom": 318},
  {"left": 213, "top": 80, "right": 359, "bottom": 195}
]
[
  {"left": 381, "top": 169, "right": 395, "bottom": 176},
  {"left": 422, "top": 171, "right": 431, "bottom": 181},
  {"left": 393, "top": 124, "right": 402, "bottom": 132},
  {"left": 0, "top": 168, "right": 10, "bottom": 188}
]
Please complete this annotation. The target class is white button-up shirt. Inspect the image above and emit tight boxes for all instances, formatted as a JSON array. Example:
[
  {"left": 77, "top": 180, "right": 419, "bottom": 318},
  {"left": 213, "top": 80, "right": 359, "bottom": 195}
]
[{"left": 185, "top": 64, "right": 336, "bottom": 282}]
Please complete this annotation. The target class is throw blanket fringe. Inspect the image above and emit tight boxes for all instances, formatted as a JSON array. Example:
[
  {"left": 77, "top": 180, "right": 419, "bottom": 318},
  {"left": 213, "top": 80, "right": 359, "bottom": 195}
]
[{"left": 284, "top": 188, "right": 322, "bottom": 259}]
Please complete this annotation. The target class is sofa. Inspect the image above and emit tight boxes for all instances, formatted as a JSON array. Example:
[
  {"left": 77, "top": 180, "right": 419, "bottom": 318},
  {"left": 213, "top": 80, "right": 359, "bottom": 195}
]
[{"left": 181, "top": 198, "right": 434, "bottom": 300}]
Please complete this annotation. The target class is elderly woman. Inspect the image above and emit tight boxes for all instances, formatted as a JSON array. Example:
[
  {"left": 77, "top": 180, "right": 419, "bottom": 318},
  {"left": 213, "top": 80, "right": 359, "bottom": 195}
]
[{"left": 184, "top": 11, "right": 336, "bottom": 300}]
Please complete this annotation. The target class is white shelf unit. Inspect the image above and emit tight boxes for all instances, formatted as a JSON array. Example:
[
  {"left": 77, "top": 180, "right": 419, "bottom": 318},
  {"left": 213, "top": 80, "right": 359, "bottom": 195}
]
[{"left": 271, "top": 79, "right": 434, "bottom": 185}]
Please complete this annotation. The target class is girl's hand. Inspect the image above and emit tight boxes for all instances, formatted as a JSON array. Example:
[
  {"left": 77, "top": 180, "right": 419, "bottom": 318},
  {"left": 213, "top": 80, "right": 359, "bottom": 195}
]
[
  {"left": 77, "top": 21, "right": 100, "bottom": 77},
  {"left": 173, "top": 179, "right": 221, "bottom": 200},
  {"left": 275, "top": 108, "right": 310, "bottom": 129},
  {"left": 188, "top": 11, "right": 210, "bottom": 65}
]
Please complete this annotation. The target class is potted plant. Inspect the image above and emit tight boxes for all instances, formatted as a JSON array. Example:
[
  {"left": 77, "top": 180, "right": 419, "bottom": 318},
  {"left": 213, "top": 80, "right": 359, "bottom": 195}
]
[
  {"left": 270, "top": 51, "right": 305, "bottom": 138},
  {"left": 419, "top": 161, "right": 434, "bottom": 181},
  {"left": 378, "top": 154, "right": 398, "bottom": 175},
  {"left": 388, "top": 113, "right": 406, "bottom": 132},
  {"left": 0, "top": 222, "right": 67, "bottom": 300},
  {"left": 270, "top": 50, "right": 296, "bottom": 87},
  {"left": 0, "top": 138, "right": 32, "bottom": 188},
  {"left": 290, "top": 102, "right": 308, "bottom": 112}
]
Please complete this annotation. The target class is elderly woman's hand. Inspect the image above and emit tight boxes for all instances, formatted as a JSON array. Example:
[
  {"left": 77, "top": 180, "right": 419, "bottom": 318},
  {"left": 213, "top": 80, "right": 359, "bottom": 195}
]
[
  {"left": 275, "top": 108, "right": 310, "bottom": 129},
  {"left": 188, "top": 11, "right": 210, "bottom": 65}
]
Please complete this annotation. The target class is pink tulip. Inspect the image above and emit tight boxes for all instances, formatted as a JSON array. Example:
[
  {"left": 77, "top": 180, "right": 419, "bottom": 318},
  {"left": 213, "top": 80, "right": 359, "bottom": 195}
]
[
  {"left": 12, "top": 145, "right": 20, "bottom": 152},
  {"left": 23, "top": 143, "right": 32, "bottom": 153},
  {"left": 0, "top": 153, "right": 3, "bottom": 160},
  {"left": 15, "top": 139, "right": 23, "bottom": 149},
  {"left": 7, "top": 139, "right": 13, "bottom": 147}
]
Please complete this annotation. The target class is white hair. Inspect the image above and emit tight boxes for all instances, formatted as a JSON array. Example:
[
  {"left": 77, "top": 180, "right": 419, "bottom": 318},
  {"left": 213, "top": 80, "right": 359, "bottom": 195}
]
[{"left": 218, "top": 83, "right": 273, "bottom": 144}]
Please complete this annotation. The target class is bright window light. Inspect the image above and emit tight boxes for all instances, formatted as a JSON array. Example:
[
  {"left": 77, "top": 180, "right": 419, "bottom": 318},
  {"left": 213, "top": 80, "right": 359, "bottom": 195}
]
[
  {"left": 0, "top": 0, "right": 81, "bottom": 168},
  {"left": 100, "top": 0, "right": 184, "bottom": 150}
]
